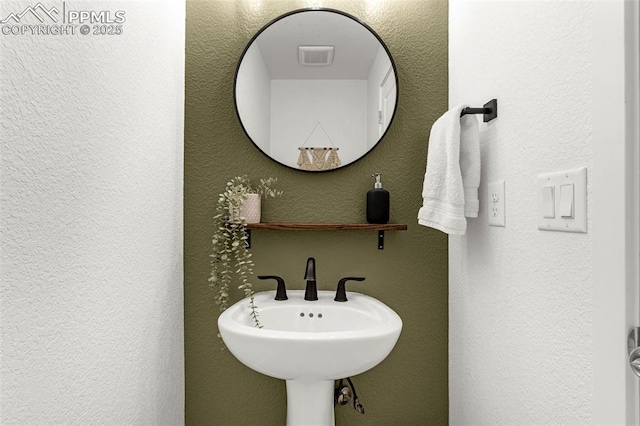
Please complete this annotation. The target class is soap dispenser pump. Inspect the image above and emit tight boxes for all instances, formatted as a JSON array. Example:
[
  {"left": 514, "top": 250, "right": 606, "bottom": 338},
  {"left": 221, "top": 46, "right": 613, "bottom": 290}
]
[{"left": 366, "top": 173, "right": 390, "bottom": 224}]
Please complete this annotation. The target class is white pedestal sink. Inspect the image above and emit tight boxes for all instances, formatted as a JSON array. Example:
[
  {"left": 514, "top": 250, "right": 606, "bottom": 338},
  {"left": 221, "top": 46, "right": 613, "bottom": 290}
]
[{"left": 218, "top": 290, "right": 402, "bottom": 426}]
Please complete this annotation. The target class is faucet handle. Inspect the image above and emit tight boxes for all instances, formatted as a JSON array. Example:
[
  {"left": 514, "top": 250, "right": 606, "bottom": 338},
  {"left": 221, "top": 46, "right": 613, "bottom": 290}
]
[
  {"left": 334, "top": 277, "right": 365, "bottom": 302},
  {"left": 257, "top": 275, "right": 288, "bottom": 300}
]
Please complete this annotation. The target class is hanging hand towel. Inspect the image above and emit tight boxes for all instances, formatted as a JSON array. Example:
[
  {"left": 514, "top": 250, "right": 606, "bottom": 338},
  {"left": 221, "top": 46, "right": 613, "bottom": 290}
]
[
  {"left": 460, "top": 112, "right": 481, "bottom": 218},
  {"left": 417, "top": 105, "right": 480, "bottom": 235}
]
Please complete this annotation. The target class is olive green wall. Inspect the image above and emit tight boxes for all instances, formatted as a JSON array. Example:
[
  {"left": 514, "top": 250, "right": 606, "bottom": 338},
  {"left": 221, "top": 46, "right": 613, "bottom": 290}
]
[{"left": 185, "top": 1, "right": 448, "bottom": 424}]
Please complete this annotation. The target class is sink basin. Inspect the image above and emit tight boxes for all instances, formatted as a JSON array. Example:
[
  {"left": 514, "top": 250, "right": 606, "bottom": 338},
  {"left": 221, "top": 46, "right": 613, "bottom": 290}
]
[{"left": 218, "top": 290, "right": 402, "bottom": 425}]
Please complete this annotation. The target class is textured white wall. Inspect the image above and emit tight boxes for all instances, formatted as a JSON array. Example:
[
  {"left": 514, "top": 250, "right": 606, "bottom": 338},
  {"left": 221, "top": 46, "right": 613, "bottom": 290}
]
[
  {"left": 0, "top": 0, "right": 185, "bottom": 424},
  {"left": 448, "top": 0, "right": 631, "bottom": 423}
]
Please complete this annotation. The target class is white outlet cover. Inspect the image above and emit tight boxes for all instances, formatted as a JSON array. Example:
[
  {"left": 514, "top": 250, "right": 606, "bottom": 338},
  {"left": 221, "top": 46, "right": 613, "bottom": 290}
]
[
  {"left": 488, "top": 180, "right": 506, "bottom": 227},
  {"left": 536, "top": 167, "right": 587, "bottom": 233}
]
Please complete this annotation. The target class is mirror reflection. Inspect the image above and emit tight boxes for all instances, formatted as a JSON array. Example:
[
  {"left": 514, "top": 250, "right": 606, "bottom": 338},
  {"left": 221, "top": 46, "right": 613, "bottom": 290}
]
[{"left": 234, "top": 9, "right": 398, "bottom": 172}]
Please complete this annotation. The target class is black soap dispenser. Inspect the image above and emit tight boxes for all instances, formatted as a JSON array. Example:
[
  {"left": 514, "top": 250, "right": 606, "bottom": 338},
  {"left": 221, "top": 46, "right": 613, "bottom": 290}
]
[{"left": 366, "top": 173, "right": 390, "bottom": 224}]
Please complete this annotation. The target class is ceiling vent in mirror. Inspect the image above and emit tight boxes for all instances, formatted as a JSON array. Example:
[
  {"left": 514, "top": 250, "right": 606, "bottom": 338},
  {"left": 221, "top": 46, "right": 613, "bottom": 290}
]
[{"left": 298, "top": 46, "right": 334, "bottom": 66}]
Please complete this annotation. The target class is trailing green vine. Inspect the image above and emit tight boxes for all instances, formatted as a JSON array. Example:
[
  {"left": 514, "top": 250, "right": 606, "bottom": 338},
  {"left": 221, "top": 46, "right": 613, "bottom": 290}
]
[{"left": 209, "top": 176, "right": 282, "bottom": 332}]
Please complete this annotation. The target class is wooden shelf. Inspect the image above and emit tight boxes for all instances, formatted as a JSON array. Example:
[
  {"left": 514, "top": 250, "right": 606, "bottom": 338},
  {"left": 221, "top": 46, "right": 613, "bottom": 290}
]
[
  {"left": 245, "top": 223, "right": 407, "bottom": 249},
  {"left": 246, "top": 223, "right": 407, "bottom": 231}
]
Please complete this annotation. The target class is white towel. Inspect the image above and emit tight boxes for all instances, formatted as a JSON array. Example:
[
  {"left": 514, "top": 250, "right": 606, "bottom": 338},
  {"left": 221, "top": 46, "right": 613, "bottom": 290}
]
[{"left": 417, "top": 105, "right": 481, "bottom": 235}]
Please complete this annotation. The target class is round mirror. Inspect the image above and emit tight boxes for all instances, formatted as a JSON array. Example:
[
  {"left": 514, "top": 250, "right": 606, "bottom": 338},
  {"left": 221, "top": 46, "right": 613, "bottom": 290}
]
[{"left": 234, "top": 8, "right": 398, "bottom": 172}]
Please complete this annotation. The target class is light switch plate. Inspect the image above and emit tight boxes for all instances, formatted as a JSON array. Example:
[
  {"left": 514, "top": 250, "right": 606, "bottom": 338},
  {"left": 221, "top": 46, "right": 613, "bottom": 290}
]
[
  {"left": 537, "top": 167, "right": 587, "bottom": 233},
  {"left": 488, "top": 180, "right": 506, "bottom": 227}
]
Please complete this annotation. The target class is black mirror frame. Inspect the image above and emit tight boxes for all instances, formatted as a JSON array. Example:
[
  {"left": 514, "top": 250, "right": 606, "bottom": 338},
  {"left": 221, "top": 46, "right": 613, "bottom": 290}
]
[{"left": 233, "top": 7, "right": 399, "bottom": 173}]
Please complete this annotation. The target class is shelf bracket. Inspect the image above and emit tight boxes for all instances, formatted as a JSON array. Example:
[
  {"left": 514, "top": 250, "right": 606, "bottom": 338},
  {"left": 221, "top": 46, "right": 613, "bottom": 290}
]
[{"left": 378, "top": 230, "right": 384, "bottom": 250}]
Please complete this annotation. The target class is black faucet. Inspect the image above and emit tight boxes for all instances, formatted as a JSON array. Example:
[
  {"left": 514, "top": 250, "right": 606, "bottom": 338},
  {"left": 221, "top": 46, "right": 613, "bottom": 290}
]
[
  {"left": 257, "top": 275, "right": 288, "bottom": 301},
  {"left": 304, "top": 257, "right": 318, "bottom": 301},
  {"left": 334, "top": 277, "right": 365, "bottom": 302}
]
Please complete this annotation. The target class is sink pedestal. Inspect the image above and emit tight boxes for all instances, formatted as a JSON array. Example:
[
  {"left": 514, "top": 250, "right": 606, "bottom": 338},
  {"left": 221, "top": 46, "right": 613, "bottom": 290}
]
[{"left": 285, "top": 380, "right": 335, "bottom": 426}]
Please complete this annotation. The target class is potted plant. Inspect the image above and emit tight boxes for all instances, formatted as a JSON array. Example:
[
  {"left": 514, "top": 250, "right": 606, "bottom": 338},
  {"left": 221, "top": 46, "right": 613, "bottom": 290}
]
[{"left": 209, "top": 175, "right": 282, "bottom": 329}]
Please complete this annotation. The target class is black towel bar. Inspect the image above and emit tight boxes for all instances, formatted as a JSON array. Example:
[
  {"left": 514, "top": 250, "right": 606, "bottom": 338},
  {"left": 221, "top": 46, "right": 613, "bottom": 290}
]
[{"left": 460, "top": 99, "right": 498, "bottom": 122}]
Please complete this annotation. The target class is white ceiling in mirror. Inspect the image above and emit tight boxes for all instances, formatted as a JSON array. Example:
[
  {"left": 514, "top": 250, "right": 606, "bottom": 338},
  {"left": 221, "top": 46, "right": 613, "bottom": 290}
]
[
  {"left": 234, "top": 8, "right": 398, "bottom": 172},
  {"left": 255, "top": 11, "right": 381, "bottom": 79}
]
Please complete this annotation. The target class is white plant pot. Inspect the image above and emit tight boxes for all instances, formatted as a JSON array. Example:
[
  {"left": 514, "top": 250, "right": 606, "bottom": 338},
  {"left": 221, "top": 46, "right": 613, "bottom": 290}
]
[{"left": 232, "top": 193, "right": 261, "bottom": 224}]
